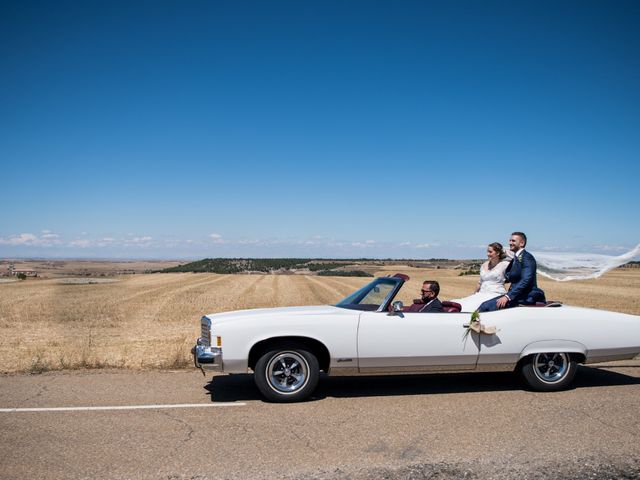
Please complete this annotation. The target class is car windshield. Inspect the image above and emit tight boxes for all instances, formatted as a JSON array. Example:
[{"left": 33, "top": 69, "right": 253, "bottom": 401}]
[{"left": 335, "top": 278, "right": 400, "bottom": 311}]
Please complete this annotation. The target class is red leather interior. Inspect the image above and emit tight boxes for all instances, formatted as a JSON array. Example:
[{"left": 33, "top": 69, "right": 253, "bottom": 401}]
[
  {"left": 441, "top": 301, "right": 462, "bottom": 313},
  {"left": 402, "top": 299, "right": 462, "bottom": 313},
  {"left": 403, "top": 299, "right": 427, "bottom": 313}
]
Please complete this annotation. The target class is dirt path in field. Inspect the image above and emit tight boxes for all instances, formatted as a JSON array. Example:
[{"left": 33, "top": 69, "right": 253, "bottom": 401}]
[
  {"left": 270, "top": 274, "right": 281, "bottom": 307},
  {"left": 229, "top": 275, "right": 268, "bottom": 311},
  {"left": 304, "top": 275, "right": 348, "bottom": 302},
  {"left": 116, "top": 274, "right": 226, "bottom": 320},
  {"left": 308, "top": 275, "right": 368, "bottom": 296},
  {"left": 139, "top": 275, "right": 232, "bottom": 321},
  {"left": 115, "top": 274, "right": 226, "bottom": 306},
  {"left": 0, "top": 279, "right": 59, "bottom": 312},
  {"left": 302, "top": 275, "right": 342, "bottom": 305}
]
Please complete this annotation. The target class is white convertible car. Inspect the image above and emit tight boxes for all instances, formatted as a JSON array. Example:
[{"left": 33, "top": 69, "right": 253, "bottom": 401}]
[{"left": 192, "top": 274, "right": 640, "bottom": 402}]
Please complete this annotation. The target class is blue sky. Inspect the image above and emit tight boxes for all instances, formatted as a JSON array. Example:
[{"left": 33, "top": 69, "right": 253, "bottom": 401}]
[{"left": 1, "top": 1, "right": 639, "bottom": 259}]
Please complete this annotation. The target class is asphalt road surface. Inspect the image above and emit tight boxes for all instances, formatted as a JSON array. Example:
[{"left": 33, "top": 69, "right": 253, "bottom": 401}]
[{"left": 1, "top": 363, "right": 640, "bottom": 480}]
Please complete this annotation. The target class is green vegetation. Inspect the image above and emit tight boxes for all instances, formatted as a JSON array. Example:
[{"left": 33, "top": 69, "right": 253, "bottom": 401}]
[
  {"left": 160, "top": 258, "right": 372, "bottom": 275},
  {"left": 317, "top": 270, "right": 373, "bottom": 277},
  {"left": 16, "top": 273, "right": 27, "bottom": 280},
  {"left": 160, "top": 257, "right": 480, "bottom": 275},
  {"left": 458, "top": 266, "right": 481, "bottom": 276},
  {"left": 305, "top": 262, "right": 347, "bottom": 271},
  {"left": 161, "top": 258, "right": 310, "bottom": 274}
]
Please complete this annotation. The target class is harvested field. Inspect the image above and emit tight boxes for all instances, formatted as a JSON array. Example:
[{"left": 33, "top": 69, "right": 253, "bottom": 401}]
[
  {"left": 58, "top": 278, "right": 121, "bottom": 285},
  {"left": 0, "top": 268, "right": 638, "bottom": 374},
  {"left": 0, "top": 259, "right": 182, "bottom": 278}
]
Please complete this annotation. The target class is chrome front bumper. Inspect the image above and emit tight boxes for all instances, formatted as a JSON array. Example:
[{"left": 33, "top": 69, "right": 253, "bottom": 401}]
[{"left": 191, "top": 337, "right": 222, "bottom": 372}]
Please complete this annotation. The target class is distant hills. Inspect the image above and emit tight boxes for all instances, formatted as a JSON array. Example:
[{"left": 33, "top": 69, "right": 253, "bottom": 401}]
[
  {"left": 159, "top": 258, "right": 375, "bottom": 276},
  {"left": 159, "top": 257, "right": 481, "bottom": 276}
]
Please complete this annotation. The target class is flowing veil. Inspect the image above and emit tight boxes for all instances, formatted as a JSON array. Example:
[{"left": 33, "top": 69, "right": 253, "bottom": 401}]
[{"left": 531, "top": 244, "right": 640, "bottom": 282}]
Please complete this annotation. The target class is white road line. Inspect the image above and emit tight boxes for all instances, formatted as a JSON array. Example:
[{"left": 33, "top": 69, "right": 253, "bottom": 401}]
[{"left": 0, "top": 403, "right": 246, "bottom": 413}]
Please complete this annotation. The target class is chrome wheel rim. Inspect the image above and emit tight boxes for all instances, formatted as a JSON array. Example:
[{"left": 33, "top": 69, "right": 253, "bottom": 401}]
[
  {"left": 533, "top": 352, "right": 569, "bottom": 384},
  {"left": 266, "top": 352, "right": 309, "bottom": 394}
]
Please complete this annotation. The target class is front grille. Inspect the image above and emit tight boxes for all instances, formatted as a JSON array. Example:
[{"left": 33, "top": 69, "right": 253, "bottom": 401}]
[{"left": 200, "top": 317, "right": 211, "bottom": 346}]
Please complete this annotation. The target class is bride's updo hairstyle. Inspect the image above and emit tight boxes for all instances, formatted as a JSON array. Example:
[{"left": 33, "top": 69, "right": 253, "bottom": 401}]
[{"left": 489, "top": 242, "right": 507, "bottom": 260}]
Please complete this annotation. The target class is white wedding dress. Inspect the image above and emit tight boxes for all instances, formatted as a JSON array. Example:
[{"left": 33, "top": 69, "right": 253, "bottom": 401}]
[{"left": 453, "top": 260, "right": 510, "bottom": 312}]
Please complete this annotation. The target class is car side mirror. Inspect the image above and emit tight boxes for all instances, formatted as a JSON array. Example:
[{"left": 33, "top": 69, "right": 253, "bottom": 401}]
[{"left": 388, "top": 301, "right": 404, "bottom": 316}]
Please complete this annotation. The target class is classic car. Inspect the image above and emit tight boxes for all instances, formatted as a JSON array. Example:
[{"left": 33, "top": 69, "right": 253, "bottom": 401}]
[{"left": 192, "top": 274, "right": 640, "bottom": 402}]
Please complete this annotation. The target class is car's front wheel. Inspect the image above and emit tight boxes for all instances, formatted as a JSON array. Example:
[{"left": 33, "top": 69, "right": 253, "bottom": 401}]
[
  {"left": 520, "top": 352, "right": 577, "bottom": 391},
  {"left": 254, "top": 344, "right": 319, "bottom": 402}
]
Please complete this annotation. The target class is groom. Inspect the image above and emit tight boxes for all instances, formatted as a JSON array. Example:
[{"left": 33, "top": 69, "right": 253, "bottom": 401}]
[{"left": 478, "top": 232, "right": 546, "bottom": 312}]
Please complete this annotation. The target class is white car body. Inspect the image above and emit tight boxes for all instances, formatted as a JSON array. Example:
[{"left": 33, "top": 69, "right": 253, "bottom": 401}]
[{"left": 192, "top": 275, "right": 640, "bottom": 401}]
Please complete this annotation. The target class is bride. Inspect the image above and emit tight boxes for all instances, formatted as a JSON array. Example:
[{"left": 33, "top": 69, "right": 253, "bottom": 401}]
[{"left": 453, "top": 242, "right": 511, "bottom": 312}]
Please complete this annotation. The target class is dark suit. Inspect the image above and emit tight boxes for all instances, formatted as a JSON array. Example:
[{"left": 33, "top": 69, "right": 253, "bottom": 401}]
[
  {"left": 402, "top": 298, "right": 444, "bottom": 313},
  {"left": 478, "top": 250, "right": 545, "bottom": 312},
  {"left": 419, "top": 298, "right": 443, "bottom": 313}
]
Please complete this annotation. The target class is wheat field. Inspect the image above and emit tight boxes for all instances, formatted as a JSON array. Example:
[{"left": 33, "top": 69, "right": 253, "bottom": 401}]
[{"left": 1, "top": 268, "right": 639, "bottom": 373}]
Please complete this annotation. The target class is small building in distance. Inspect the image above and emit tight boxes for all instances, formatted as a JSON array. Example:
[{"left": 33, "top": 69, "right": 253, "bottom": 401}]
[{"left": 11, "top": 267, "right": 38, "bottom": 277}]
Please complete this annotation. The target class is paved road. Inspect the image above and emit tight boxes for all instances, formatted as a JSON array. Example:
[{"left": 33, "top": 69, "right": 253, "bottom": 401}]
[{"left": 1, "top": 363, "right": 640, "bottom": 480}]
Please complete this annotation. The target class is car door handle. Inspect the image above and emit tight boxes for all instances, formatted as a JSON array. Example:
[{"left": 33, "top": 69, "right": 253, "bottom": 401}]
[{"left": 462, "top": 323, "right": 470, "bottom": 328}]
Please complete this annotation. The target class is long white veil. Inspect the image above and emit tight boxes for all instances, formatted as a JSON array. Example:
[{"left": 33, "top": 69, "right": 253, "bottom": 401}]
[{"left": 531, "top": 244, "right": 640, "bottom": 282}]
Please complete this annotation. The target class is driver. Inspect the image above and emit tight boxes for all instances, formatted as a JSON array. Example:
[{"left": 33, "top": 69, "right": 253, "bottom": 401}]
[{"left": 418, "top": 280, "right": 444, "bottom": 312}]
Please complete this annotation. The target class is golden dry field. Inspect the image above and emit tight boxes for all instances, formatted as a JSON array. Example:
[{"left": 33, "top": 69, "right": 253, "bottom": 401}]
[
  {"left": 1, "top": 267, "right": 639, "bottom": 374},
  {"left": 0, "top": 259, "right": 182, "bottom": 278}
]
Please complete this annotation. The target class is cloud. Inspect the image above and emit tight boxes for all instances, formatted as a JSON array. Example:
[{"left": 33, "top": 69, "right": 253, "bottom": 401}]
[
  {"left": 0, "top": 232, "right": 63, "bottom": 247},
  {"left": 593, "top": 244, "right": 627, "bottom": 252},
  {"left": 96, "top": 237, "right": 116, "bottom": 247},
  {"left": 351, "top": 241, "right": 375, "bottom": 248},
  {"left": 237, "top": 239, "right": 262, "bottom": 245},
  {"left": 0, "top": 233, "right": 38, "bottom": 246},
  {"left": 533, "top": 244, "right": 631, "bottom": 254},
  {"left": 123, "top": 236, "right": 154, "bottom": 247},
  {"left": 540, "top": 245, "right": 561, "bottom": 251},
  {"left": 69, "top": 239, "right": 92, "bottom": 248},
  {"left": 132, "top": 236, "right": 153, "bottom": 243},
  {"left": 416, "top": 243, "right": 440, "bottom": 248},
  {"left": 209, "top": 233, "right": 225, "bottom": 244}
]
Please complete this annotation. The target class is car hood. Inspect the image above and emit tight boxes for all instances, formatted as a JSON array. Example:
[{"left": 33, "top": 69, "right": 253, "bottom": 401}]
[{"left": 205, "top": 305, "right": 352, "bottom": 325}]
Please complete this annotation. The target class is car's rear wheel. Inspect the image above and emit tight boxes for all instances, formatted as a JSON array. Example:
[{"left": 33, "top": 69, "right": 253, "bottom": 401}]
[
  {"left": 254, "top": 344, "right": 319, "bottom": 402},
  {"left": 520, "top": 352, "right": 577, "bottom": 391}
]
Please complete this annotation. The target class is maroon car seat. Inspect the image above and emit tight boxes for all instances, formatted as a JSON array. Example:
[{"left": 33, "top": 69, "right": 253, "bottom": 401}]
[{"left": 403, "top": 299, "right": 462, "bottom": 313}]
